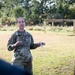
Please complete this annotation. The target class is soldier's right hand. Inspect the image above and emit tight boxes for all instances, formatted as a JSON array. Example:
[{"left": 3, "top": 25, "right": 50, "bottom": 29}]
[{"left": 13, "top": 41, "right": 22, "bottom": 47}]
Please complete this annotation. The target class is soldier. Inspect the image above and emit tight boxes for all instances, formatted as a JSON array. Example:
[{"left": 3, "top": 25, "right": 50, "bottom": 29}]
[{"left": 7, "top": 17, "right": 45, "bottom": 75}]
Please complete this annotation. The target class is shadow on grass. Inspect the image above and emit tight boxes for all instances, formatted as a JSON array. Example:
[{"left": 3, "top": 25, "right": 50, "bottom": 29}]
[{"left": 67, "top": 34, "right": 75, "bottom": 36}]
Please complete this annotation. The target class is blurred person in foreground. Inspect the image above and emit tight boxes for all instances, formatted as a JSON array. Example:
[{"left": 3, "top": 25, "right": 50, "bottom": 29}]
[
  {"left": 0, "top": 59, "right": 31, "bottom": 75},
  {"left": 7, "top": 17, "right": 45, "bottom": 75}
]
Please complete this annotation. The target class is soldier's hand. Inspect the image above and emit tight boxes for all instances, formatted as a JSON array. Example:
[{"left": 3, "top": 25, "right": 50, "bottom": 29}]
[
  {"left": 39, "top": 42, "right": 45, "bottom": 47},
  {"left": 13, "top": 41, "right": 22, "bottom": 47},
  {"left": 41, "top": 42, "right": 45, "bottom": 45}
]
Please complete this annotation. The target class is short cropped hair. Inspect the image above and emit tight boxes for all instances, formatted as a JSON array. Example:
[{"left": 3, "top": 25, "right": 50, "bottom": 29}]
[{"left": 16, "top": 17, "right": 26, "bottom": 23}]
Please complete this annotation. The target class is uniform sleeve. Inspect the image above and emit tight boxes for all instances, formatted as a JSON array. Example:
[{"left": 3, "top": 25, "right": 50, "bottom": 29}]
[
  {"left": 7, "top": 33, "right": 16, "bottom": 51},
  {"left": 30, "top": 35, "right": 40, "bottom": 49}
]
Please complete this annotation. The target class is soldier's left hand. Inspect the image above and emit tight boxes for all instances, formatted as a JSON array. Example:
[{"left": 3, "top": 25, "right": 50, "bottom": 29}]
[{"left": 39, "top": 42, "right": 45, "bottom": 47}]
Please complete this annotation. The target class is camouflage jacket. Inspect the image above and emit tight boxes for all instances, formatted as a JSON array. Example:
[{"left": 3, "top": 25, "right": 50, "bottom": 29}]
[{"left": 7, "top": 30, "right": 39, "bottom": 63}]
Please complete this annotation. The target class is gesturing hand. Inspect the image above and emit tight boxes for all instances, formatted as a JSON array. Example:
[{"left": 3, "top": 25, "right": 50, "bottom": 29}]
[
  {"left": 39, "top": 42, "right": 45, "bottom": 47},
  {"left": 14, "top": 41, "right": 22, "bottom": 47}
]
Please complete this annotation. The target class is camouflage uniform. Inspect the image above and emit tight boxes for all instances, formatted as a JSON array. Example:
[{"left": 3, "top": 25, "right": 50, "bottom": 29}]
[{"left": 7, "top": 30, "right": 39, "bottom": 75}]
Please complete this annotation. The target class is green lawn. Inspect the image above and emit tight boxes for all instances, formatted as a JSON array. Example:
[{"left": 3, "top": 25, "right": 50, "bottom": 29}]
[{"left": 0, "top": 27, "right": 75, "bottom": 75}]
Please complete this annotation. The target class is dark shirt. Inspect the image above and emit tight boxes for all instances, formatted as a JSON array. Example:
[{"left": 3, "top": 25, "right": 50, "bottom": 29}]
[{"left": 0, "top": 59, "right": 31, "bottom": 75}]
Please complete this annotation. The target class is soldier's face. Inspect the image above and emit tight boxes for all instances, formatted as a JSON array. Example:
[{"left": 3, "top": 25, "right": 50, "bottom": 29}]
[{"left": 17, "top": 18, "right": 25, "bottom": 30}]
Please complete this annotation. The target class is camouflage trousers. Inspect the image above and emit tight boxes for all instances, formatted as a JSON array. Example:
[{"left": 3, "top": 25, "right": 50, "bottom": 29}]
[{"left": 12, "top": 61, "right": 33, "bottom": 75}]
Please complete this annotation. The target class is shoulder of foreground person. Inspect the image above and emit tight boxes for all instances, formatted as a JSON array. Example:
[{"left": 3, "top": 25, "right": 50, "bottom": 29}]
[{"left": 0, "top": 59, "right": 31, "bottom": 75}]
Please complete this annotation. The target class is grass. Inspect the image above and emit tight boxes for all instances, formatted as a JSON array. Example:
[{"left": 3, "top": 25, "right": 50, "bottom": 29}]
[{"left": 0, "top": 26, "right": 75, "bottom": 75}]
